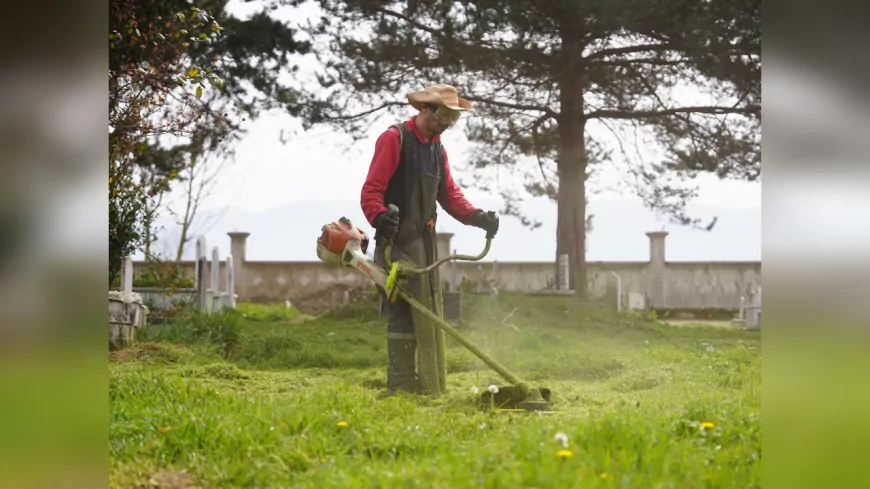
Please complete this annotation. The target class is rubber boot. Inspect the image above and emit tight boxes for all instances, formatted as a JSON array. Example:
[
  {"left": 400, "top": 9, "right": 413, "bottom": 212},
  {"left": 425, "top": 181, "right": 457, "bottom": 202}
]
[{"left": 387, "top": 338, "right": 421, "bottom": 394}]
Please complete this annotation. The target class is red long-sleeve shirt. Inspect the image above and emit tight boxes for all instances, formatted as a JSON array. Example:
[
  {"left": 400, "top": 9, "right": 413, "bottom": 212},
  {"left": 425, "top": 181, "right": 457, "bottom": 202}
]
[{"left": 361, "top": 116, "right": 480, "bottom": 227}]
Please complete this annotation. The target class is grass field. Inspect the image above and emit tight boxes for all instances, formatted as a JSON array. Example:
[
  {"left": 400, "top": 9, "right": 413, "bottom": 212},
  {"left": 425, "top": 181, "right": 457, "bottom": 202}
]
[{"left": 109, "top": 293, "right": 761, "bottom": 488}]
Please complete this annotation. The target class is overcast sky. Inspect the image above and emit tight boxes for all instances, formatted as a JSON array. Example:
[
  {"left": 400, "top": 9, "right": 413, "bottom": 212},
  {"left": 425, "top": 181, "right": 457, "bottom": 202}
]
[
  {"left": 147, "top": 0, "right": 767, "bottom": 262},
  {"left": 180, "top": 1, "right": 761, "bottom": 211}
]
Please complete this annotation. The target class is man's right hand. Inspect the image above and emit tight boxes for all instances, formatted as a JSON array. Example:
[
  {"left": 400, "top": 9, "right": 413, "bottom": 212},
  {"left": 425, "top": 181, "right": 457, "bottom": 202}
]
[{"left": 374, "top": 210, "right": 400, "bottom": 240}]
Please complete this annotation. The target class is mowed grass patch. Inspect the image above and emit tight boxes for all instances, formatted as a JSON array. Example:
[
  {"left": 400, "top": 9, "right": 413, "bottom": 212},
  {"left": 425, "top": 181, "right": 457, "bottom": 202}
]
[{"left": 110, "top": 294, "right": 760, "bottom": 488}]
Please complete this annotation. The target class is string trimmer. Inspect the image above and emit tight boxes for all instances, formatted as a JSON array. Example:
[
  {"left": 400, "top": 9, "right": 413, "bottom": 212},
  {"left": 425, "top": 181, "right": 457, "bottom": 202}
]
[{"left": 316, "top": 205, "right": 552, "bottom": 412}]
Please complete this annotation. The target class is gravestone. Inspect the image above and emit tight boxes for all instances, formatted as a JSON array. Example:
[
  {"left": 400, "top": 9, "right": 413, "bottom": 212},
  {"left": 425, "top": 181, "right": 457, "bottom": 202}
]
[
  {"left": 109, "top": 256, "right": 149, "bottom": 350},
  {"left": 628, "top": 293, "right": 646, "bottom": 310},
  {"left": 443, "top": 291, "right": 463, "bottom": 323},
  {"left": 109, "top": 290, "right": 148, "bottom": 350}
]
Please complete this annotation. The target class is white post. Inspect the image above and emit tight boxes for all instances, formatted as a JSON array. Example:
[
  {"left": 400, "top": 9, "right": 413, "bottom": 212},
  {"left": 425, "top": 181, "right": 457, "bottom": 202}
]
[
  {"left": 558, "top": 254, "right": 570, "bottom": 291},
  {"left": 611, "top": 271, "right": 622, "bottom": 312},
  {"left": 195, "top": 235, "right": 208, "bottom": 313},
  {"left": 225, "top": 255, "right": 236, "bottom": 309},
  {"left": 121, "top": 256, "right": 134, "bottom": 293},
  {"left": 210, "top": 246, "right": 220, "bottom": 312},
  {"left": 747, "top": 287, "right": 762, "bottom": 330}
]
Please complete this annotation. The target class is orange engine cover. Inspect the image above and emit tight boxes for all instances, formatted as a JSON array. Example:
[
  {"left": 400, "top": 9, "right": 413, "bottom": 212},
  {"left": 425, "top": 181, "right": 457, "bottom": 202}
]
[{"left": 319, "top": 217, "right": 370, "bottom": 256}]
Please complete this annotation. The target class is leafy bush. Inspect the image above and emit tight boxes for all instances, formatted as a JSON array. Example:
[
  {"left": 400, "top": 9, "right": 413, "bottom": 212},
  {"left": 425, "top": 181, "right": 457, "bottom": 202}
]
[{"left": 133, "top": 262, "right": 195, "bottom": 289}]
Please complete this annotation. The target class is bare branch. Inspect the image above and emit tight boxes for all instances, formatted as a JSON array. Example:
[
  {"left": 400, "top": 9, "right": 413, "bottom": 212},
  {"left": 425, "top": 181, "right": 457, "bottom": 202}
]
[
  {"left": 586, "top": 105, "right": 760, "bottom": 120},
  {"left": 318, "top": 101, "right": 405, "bottom": 122}
]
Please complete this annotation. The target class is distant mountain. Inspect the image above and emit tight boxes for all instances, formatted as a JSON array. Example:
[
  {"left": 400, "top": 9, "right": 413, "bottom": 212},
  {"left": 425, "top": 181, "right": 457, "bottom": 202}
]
[{"left": 138, "top": 198, "right": 760, "bottom": 262}]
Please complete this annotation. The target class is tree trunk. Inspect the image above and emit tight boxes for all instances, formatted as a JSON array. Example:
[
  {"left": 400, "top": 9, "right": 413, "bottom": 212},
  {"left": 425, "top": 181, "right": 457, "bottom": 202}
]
[
  {"left": 144, "top": 221, "right": 152, "bottom": 261},
  {"left": 556, "top": 130, "right": 587, "bottom": 300},
  {"left": 557, "top": 31, "right": 589, "bottom": 300},
  {"left": 175, "top": 226, "right": 189, "bottom": 261}
]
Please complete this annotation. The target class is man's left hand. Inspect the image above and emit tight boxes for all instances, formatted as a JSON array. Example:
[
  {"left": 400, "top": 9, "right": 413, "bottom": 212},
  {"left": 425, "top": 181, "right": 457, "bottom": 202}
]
[{"left": 471, "top": 210, "right": 499, "bottom": 237}]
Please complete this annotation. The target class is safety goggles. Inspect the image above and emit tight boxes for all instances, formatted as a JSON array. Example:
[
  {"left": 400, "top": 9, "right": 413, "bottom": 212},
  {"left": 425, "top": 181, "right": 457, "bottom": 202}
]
[{"left": 431, "top": 105, "right": 462, "bottom": 127}]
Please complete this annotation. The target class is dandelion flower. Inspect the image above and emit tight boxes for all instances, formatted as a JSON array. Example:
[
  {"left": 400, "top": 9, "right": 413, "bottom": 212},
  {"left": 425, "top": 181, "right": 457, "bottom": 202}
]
[
  {"left": 556, "top": 449, "right": 573, "bottom": 460},
  {"left": 554, "top": 432, "right": 569, "bottom": 448},
  {"left": 488, "top": 385, "right": 499, "bottom": 394},
  {"left": 700, "top": 421, "right": 714, "bottom": 430},
  {"left": 471, "top": 386, "right": 479, "bottom": 395},
  {"left": 337, "top": 421, "right": 348, "bottom": 428},
  {"left": 600, "top": 473, "right": 608, "bottom": 479}
]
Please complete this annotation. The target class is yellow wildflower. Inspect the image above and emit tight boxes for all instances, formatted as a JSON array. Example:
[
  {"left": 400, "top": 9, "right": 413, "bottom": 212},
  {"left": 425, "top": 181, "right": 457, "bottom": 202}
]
[
  {"left": 337, "top": 421, "right": 348, "bottom": 428},
  {"left": 701, "top": 422, "right": 715, "bottom": 430},
  {"left": 600, "top": 472, "right": 608, "bottom": 479},
  {"left": 556, "top": 449, "right": 572, "bottom": 460}
]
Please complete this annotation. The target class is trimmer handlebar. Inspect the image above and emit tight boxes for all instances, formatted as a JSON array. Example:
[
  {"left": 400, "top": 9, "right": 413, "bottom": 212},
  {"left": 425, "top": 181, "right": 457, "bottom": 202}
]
[{"left": 383, "top": 204, "right": 492, "bottom": 275}]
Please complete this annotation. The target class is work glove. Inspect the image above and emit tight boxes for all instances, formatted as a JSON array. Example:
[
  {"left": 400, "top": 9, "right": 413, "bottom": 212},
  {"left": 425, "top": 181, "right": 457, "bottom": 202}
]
[
  {"left": 471, "top": 210, "right": 499, "bottom": 238},
  {"left": 374, "top": 210, "right": 400, "bottom": 241}
]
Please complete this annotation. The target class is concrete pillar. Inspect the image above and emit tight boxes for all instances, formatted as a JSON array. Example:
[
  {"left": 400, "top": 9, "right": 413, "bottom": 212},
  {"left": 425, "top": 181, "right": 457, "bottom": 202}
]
[
  {"left": 645, "top": 231, "right": 668, "bottom": 309},
  {"left": 228, "top": 232, "right": 250, "bottom": 302},
  {"left": 647, "top": 231, "right": 668, "bottom": 266},
  {"left": 435, "top": 232, "right": 453, "bottom": 259}
]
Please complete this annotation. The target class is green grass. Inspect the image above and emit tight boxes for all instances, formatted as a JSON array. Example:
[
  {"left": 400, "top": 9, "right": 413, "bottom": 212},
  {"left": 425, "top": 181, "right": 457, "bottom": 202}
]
[
  {"left": 235, "top": 301, "right": 311, "bottom": 323},
  {"left": 110, "top": 294, "right": 760, "bottom": 488}
]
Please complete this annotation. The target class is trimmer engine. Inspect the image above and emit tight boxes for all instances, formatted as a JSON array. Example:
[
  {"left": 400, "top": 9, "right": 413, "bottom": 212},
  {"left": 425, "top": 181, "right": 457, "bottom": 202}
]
[
  {"left": 316, "top": 216, "right": 389, "bottom": 287},
  {"left": 316, "top": 217, "right": 369, "bottom": 264}
]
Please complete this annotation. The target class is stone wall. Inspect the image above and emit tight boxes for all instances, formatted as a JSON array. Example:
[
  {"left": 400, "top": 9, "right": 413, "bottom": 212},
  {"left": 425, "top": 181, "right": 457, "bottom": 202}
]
[{"left": 132, "top": 230, "right": 761, "bottom": 311}]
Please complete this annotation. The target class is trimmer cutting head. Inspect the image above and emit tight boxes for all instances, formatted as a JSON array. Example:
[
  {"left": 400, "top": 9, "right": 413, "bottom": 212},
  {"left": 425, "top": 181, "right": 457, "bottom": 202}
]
[{"left": 479, "top": 385, "right": 552, "bottom": 412}]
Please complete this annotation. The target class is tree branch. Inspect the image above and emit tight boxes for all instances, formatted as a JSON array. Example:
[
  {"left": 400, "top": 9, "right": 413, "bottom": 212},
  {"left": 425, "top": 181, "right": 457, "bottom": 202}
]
[
  {"left": 585, "top": 43, "right": 674, "bottom": 60},
  {"left": 595, "top": 58, "right": 690, "bottom": 67},
  {"left": 319, "top": 101, "right": 405, "bottom": 121},
  {"left": 464, "top": 95, "right": 558, "bottom": 118},
  {"left": 586, "top": 105, "right": 760, "bottom": 120},
  {"left": 372, "top": 7, "right": 443, "bottom": 36}
]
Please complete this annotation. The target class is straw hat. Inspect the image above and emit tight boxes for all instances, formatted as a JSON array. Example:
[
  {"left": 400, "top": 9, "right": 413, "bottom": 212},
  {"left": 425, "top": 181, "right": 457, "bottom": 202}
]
[{"left": 408, "top": 84, "right": 473, "bottom": 111}]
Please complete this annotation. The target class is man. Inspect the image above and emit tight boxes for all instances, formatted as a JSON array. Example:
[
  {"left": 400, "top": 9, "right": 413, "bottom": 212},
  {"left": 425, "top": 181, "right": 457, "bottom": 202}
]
[{"left": 360, "top": 84, "right": 499, "bottom": 394}]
